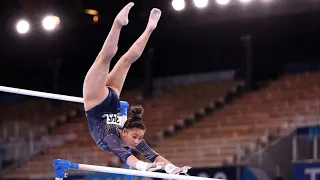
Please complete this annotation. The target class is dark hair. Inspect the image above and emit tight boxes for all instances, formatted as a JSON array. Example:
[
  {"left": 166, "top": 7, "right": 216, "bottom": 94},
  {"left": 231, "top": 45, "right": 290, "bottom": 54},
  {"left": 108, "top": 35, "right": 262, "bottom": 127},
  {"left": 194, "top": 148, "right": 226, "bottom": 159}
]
[{"left": 123, "top": 105, "right": 146, "bottom": 130}]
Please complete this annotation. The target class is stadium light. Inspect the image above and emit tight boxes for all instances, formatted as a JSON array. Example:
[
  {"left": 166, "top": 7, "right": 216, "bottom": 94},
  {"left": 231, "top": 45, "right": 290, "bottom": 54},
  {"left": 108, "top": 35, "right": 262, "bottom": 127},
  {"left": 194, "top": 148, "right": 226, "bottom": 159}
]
[
  {"left": 16, "top": 19, "right": 30, "bottom": 34},
  {"left": 172, "top": 0, "right": 185, "bottom": 11},
  {"left": 216, "top": 0, "right": 230, "bottom": 5},
  {"left": 193, "top": 0, "right": 209, "bottom": 8},
  {"left": 42, "top": 15, "right": 60, "bottom": 31},
  {"left": 93, "top": 15, "right": 99, "bottom": 24},
  {"left": 261, "top": 0, "right": 273, "bottom": 3},
  {"left": 84, "top": 9, "right": 99, "bottom": 16},
  {"left": 240, "top": 0, "right": 252, "bottom": 4}
]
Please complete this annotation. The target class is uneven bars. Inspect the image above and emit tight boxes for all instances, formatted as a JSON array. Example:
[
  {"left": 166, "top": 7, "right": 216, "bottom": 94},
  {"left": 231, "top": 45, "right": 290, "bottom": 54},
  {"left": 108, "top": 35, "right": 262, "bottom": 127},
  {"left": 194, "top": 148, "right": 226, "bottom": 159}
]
[
  {"left": 53, "top": 159, "right": 222, "bottom": 180},
  {"left": 1, "top": 85, "right": 223, "bottom": 179},
  {"left": 0, "top": 86, "right": 133, "bottom": 178},
  {"left": 0, "top": 86, "right": 130, "bottom": 104},
  {"left": 0, "top": 85, "right": 84, "bottom": 103}
]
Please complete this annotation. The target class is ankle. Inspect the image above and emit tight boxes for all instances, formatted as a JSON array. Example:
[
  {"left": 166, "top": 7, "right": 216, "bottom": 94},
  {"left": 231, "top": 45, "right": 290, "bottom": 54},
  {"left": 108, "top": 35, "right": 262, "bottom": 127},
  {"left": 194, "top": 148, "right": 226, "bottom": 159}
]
[
  {"left": 144, "top": 27, "right": 154, "bottom": 35},
  {"left": 113, "top": 20, "right": 123, "bottom": 28}
]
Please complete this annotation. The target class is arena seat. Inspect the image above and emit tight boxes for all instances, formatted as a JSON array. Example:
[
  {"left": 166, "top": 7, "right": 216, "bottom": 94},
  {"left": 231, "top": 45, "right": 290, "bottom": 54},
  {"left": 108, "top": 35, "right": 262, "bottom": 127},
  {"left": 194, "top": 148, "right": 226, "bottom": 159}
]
[{"left": 152, "top": 71, "right": 320, "bottom": 167}]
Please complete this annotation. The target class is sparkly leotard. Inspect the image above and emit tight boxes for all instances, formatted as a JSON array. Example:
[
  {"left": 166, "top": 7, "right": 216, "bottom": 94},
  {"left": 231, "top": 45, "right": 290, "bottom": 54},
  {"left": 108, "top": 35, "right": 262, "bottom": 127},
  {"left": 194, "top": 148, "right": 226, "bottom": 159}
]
[{"left": 85, "top": 87, "right": 159, "bottom": 162}]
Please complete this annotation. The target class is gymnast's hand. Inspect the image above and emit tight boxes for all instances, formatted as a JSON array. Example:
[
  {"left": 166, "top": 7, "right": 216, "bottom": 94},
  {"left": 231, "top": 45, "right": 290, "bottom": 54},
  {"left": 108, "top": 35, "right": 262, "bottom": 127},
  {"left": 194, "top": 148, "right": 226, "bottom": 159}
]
[
  {"left": 136, "top": 161, "right": 164, "bottom": 171},
  {"left": 170, "top": 166, "right": 192, "bottom": 175},
  {"left": 164, "top": 163, "right": 192, "bottom": 175},
  {"left": 147, "top": 162, "right": 165, "bottom": 171}
]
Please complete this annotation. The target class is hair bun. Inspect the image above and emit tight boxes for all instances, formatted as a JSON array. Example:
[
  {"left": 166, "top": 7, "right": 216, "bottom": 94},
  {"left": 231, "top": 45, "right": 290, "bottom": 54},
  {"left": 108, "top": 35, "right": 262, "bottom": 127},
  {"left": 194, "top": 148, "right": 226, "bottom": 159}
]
[{"left": 130, "top": 105, "right": 144, "bottom": 121}]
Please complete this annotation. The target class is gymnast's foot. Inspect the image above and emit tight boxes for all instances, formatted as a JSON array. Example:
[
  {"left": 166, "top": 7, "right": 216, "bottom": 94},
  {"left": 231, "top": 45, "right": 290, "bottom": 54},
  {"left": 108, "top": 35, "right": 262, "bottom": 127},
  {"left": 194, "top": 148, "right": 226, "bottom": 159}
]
[
  {"left": 115, "top": 2, "right": 134, "bottom": 26},
  {"left": 147, "top": 8, "right": 161, "bottom": 31}
]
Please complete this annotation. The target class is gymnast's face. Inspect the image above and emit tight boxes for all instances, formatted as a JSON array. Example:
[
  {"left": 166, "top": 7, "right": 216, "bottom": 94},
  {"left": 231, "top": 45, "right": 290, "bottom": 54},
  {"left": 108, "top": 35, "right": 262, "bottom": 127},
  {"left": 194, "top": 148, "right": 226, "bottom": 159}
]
[{"left": 122, "top": 128, "right": 145, "bottom": 148}]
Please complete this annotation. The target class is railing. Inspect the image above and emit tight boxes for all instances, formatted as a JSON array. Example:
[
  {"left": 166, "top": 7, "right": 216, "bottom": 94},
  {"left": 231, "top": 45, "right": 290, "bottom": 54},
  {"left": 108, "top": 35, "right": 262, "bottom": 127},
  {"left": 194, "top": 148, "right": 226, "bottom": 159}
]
[
  {"left": 241, "top": 131, "right": 295, "bottom": 180},
  {"left": 292, "top": 134, "right": 320, "bottom": 162}
]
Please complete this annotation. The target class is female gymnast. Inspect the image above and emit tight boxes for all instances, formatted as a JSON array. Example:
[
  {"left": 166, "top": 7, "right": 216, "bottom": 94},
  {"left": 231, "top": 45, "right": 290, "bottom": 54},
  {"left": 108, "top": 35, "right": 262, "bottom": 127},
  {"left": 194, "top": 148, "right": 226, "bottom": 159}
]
[{"left": 82, "top": 2, "right": 191, "bottom": 175}]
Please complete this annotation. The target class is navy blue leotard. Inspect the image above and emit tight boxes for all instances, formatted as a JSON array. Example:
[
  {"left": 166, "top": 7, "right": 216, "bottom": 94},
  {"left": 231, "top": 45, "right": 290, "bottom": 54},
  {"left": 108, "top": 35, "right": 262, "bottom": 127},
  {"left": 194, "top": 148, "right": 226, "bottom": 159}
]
[{"left": 85, "top": 87, "right": 159, "bottom": 163}]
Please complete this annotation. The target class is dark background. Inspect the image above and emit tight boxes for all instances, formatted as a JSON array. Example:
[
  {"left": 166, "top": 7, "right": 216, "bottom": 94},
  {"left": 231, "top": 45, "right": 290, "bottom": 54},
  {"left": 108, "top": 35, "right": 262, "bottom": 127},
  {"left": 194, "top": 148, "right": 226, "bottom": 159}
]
[{"left": 0, "top": 0, "right": 319, "bottom": 97}]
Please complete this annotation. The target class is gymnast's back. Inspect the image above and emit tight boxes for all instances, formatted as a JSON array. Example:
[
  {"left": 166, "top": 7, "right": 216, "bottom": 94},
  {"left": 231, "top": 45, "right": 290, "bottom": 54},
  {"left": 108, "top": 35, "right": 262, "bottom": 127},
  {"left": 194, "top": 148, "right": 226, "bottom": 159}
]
[{"left": 85, "top": 87, "right": 120, "bottom": 150}]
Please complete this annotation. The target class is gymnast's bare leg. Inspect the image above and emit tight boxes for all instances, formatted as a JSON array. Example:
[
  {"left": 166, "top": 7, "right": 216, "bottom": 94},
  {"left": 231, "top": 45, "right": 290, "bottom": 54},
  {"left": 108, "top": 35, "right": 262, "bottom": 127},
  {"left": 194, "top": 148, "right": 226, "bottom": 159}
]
[
  {"left": 83, "top": 2, "right": 134, "bottom": 111},
  {"left": 83, "top": 4, "right": 161, "bottom": 111},
  {"left": 106, "top": 8, "right": 161, "bottom": 98}
]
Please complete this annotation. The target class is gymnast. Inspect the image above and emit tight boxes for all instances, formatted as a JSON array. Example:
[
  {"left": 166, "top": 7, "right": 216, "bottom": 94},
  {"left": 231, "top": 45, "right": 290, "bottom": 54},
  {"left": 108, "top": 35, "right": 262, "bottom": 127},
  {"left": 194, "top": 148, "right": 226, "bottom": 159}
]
[{"left": 82, "top": 2, "right": 191, "bottom": 175}]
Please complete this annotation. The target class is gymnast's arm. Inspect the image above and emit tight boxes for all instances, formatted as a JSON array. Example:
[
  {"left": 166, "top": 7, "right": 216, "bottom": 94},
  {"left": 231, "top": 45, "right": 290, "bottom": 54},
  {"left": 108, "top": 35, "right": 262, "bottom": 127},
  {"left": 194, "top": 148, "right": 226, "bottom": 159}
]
[
  {"left": 154, "top": 155, "right": 171, "bottom": 166},
  {"left": 135, "top": 140, "right": 189, "bottom": 174},
  {"left": 126, "top": 155, "right": 142, "bottom": 168},
  {"left": 103, "top": 133, "right": 155, "bottom": 171}
]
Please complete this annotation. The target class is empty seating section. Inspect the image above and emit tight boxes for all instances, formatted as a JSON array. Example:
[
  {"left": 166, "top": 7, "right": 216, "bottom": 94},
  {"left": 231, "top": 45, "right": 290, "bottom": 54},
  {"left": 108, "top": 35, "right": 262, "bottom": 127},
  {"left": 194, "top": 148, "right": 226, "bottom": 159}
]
[
  {"left": 0, "top": 98, "right": 81, "bottom": 141},
  {"left": 153, "top": 72, "right": 320, "bottom": 167},
  {"left": 134, "top": 80, "right": 243, "bottom": 141},
  {"left": 5, "top": 80, "right": 241, "bottom": 177}
]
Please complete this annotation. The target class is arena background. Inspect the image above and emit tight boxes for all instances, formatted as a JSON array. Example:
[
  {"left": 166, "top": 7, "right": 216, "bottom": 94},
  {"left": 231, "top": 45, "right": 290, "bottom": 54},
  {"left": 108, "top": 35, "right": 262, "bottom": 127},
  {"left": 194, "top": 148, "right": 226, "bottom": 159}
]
[{"left": 0, "top": 0, "right": 320, "bottom": 180}]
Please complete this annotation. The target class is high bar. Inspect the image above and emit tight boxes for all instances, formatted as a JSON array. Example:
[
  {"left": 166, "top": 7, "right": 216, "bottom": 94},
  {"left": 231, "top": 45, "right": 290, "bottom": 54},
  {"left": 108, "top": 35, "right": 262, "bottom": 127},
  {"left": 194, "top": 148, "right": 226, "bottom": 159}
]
[
  {"left": 53, "top": 159, "right": 223, "bottom": 180},
  {"left": 0, "top": 85, "right": 128, "bottom": 104},
  {"left": 0, "top": 85, "right": 84, "bottom": 103}
]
